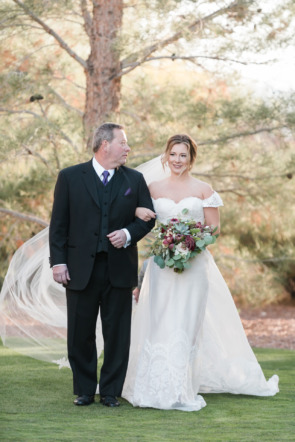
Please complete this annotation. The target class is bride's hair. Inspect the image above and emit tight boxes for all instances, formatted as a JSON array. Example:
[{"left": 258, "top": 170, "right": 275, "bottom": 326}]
[{"left": 161, "top": 134, "right": 197, "bottom": 170}]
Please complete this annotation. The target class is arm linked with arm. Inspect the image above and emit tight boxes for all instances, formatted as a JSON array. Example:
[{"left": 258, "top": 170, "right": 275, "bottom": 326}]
[{"left": 124, "top": 174, "right": 156, "bottom": 244}]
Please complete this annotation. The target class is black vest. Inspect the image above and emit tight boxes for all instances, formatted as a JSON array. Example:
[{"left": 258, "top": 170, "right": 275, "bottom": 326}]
[{"left": 95, "top": 171, "right": 115, "bottom": 253}]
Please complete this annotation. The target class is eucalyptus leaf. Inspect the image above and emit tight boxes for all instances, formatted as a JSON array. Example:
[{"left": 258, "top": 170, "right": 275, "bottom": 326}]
[
  {"left": 166, "top": 259, "right": 174, "bottom": 266},
  {"left": 204, "top": 236, "right": 213, "bottom": 245},
  {"left": 154, "top": 255, "right": 165, "bottom": 268}
]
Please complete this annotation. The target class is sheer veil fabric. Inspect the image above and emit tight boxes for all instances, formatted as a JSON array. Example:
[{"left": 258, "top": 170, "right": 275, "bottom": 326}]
[{"left": 0, "top": 155, "right": 278, "bottom": 411}]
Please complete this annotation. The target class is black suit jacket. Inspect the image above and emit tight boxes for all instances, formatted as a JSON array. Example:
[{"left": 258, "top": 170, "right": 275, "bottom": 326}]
[{"left": 49, "top": 160, "right": 155, "bottom": 290}]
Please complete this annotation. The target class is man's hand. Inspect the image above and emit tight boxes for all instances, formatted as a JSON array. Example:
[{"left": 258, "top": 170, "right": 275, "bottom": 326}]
[
  {"left": 53, "top": 264, "right": 71, "bottom": 285},
  {"left": 132, "top": 287, "right": 140, "bottom": 303},
  {"left": 107, "top": 230, "right": 127, "bottom": 248}
]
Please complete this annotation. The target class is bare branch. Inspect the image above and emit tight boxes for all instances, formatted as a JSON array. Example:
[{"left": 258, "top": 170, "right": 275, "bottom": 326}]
[
  {"left": 0, "top": 208, "right": 49, "bottom": 227},
  {"left": 118, "top": 1, "right": 247, "bottom": 78},
  {"left": 80, "top": 0, "right": 92, "bottom": 38},
  {"left": 193, "top": 171, "right": 292, "bottom": 181},
  {"left": 121, "top": 54, "right": 276, "bottom": 71},
  {"left": 49, "top": 88, "right": 83, "bottom": 116},
  {"left": 22, "top": 144, "right": 55, "bottom": 173},
  {"left": 12, "top": 0, "right": 87, "bottom": 69},
  {"left": 198, "top": 126, "right": 287, "bottom": 146},
  {"left": 214, "top": 188, "right": 247, "bottom": 197},
  {"left": 0, "top": 108, "right": 41, "bottom": 118},
  {"left": 52, "top": 75, "right": 86, "bottom": 90}
]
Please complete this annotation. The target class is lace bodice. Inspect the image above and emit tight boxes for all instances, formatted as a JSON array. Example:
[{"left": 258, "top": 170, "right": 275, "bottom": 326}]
[{"left": 152, "top": 191, "right": 223, "bottom": 224}]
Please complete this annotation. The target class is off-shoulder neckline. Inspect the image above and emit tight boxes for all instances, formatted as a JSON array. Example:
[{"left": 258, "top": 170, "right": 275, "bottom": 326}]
[{"left": 151, "top": 192, "right": 219, "bottom": 205}]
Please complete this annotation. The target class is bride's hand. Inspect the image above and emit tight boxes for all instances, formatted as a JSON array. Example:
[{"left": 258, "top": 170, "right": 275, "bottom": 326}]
[{"left": 135, "top": 207, "right": 156, "bottom": 221}]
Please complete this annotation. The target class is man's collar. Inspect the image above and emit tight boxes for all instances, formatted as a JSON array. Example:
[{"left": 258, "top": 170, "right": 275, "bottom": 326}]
[{"left": 92, "top": 157, "right": 115, "bottom": 178}]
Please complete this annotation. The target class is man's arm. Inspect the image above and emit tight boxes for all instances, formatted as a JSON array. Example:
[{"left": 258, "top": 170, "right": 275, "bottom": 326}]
[
  {"left": 123, "top": 173, "right": 155, "bottom": 244},
  {"left": 107, "top": 173, "right": 155, "bottom": 248},
  {"left": 49, "top": 171, "right": 71, "bottom": 284}
]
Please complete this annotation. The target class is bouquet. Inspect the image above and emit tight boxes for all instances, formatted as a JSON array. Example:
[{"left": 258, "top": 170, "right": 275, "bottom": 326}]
[{"left": 150, "top": 209, "right": 218, "bottom": 273}]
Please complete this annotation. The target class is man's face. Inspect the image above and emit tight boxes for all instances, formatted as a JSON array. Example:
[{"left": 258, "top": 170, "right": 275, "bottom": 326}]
[{"left": 106, "top": 129, "right": 131, "bottom": 168}]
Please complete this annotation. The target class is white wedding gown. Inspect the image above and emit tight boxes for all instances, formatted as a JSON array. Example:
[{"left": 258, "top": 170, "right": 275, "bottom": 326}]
[{"left": 122, "top": 194, "right": 279, "bottom": 411}]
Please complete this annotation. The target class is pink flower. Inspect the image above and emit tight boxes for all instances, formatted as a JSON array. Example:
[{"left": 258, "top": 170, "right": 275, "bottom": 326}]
[
  {"left": 168, "top": 243, "right": 174, "bottom": 250},
  {"left": 170, "top": 218, "right": 179, "bottom": 223},
  {"left": 185, "top": 235, "right": 195, "bottom": 251}
]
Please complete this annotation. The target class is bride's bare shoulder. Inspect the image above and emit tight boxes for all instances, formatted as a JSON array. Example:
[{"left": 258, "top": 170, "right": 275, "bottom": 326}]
[
  {"left": 191, "top": 177, "right": 214, "bottom": 199},
  {"left": 149, "top": 178, "right": 169, "bottom": 198}
]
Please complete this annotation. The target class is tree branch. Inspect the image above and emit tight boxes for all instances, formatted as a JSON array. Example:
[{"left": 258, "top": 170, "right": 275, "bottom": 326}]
[
  {"left": 12, "top": 0, "right": 87, "bottom": 69},
  {"left": 49, "top": 88, "right": 83, "bottom": 116},
  {"left": 193, "top": 171, "right": 293, "bottom": 181},
  {"left": 198, "top": 126, "right": 287, "bottom": 146},
  {"left": 0, "top": 107, "right": 41, "bottom": 118},
  {"left": 22, "top": 144, "right": 55, "bottom": 173},
  {"left": 0, "top": 208, "right": 49, "bottom": 227},
  {"left": 52, "top": 74, "right": 86, "bottom": 90},
  {"left": 117, "top": 1, "right": 248, "bottom": 79},
  {"left": 121, "top": 54, "right": 276, "bottom": 71}
]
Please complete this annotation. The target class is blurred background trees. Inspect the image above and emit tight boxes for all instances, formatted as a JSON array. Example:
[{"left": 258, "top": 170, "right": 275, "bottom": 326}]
[{"left": 0, "top": 0, "right": 294, "bottom": 305}]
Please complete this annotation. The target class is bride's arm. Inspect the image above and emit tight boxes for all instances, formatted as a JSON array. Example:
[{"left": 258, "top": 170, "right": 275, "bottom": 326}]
[
  {"left": 135, "top": 207, "right": 156, "bottom": 222},
  {"left": 204, "top": 207, "right": 220, "bottom": 234}
]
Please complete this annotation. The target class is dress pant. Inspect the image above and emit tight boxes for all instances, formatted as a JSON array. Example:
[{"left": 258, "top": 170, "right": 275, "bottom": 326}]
[{"left": 66, "top": 252, "right": 133, "bottom": 397}]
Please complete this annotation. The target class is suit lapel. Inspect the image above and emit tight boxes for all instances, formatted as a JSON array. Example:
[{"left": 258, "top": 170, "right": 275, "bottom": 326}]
[
  {"left": 81, "top": 160, "right": 100, "bottom": 208},
  {"left": 110, "top": 167, "right": 128, "bottom": 205}
]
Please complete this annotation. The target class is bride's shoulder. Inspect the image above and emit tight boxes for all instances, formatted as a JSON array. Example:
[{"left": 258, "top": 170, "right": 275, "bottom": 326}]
[
  {"left": 191, "top": 177, "right": 214, "bottom": 199},
  {"left": 148, "top": 178, "right": 169, "bottom": 194}
]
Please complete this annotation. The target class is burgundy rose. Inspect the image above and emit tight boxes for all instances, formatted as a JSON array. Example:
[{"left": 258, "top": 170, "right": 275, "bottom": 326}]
[
  {"left": 170, "top": 218, "right": 179, "bottom": 223},
  {"left": 185, "top": 235, "right": 195, "bottom": 251},
  {"left": 195, "top": 222, "right": 204, "bottom": 232}
]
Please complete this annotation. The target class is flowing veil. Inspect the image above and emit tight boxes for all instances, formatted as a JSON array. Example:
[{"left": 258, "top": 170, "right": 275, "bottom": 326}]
[{"left": 0, "top": 156, "right": 169, "bottom": 366}]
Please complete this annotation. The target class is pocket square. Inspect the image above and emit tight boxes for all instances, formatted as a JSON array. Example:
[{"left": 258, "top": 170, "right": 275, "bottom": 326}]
[{"left": 124, "top": 187, "right": 132, "bottom": 196}]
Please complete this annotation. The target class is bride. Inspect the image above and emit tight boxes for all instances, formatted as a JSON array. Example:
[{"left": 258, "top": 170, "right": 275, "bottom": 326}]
[
  {"left": 0, "top": 133, "right": 278, "bottom": 412},
  {"left": 122, "top": 134, "right": 278, "bottom": 411}
]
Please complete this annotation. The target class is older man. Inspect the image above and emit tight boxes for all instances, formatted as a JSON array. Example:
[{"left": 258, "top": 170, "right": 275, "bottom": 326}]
[{"left": 49, "top": 123, "right": 155, "bottom": 407}]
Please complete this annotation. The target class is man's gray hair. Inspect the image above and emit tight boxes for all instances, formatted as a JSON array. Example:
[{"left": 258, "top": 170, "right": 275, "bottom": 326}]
[{"left": 92, "top": 122, "right": 124, "bottom": 153}]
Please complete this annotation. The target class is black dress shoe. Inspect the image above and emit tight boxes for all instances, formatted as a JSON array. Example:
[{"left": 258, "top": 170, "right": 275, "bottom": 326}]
[
  {"left": 74, "top": 395, "right": 95, "bottom": 406},
  {"left": 100, "top": 395, "right": 120, "bottom": 407}
]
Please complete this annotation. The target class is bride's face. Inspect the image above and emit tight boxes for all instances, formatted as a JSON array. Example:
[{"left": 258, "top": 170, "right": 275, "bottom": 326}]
[{"left": 168, "top": 143, "right": 189, "bottom": 175}]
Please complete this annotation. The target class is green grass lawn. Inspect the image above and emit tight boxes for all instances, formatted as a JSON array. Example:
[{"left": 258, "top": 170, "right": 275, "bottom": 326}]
[{"left": 0, "top": 340, "right": 294, "bottom": 441}]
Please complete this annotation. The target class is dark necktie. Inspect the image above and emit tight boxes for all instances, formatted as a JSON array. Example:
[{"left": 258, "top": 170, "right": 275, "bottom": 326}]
[{"left": 102, "top": 170, "right": 109, "bottom": 186}]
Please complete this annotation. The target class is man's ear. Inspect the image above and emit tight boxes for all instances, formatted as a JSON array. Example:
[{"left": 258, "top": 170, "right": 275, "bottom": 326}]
[{"left": 102, "top": 139, "right": 109, "bottom": 152}]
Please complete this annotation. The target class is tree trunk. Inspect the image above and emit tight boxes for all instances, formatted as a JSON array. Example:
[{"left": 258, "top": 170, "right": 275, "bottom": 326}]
[{"left": 84, "top": 0, "right": 123, "bottom": 146}]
